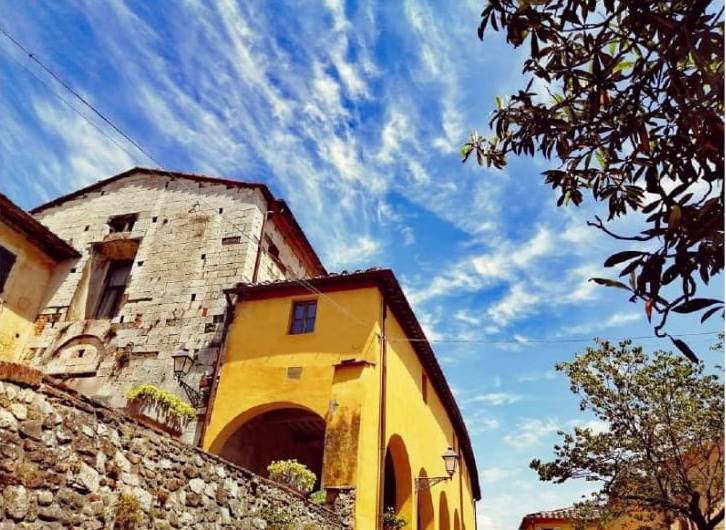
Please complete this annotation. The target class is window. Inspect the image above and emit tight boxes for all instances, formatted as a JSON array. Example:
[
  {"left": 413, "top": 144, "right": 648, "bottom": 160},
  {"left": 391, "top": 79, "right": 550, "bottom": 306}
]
[
  {"left": 290, "top": 300, "right": 317, "bottom": 334},
  {"left": 0, "top": 245, "right": 16, "bottom": 294},
  {"left": 222, "top": 236, "right": 241, "bottom": 245},
  {"left": 108, "top": 213, "right": 138, "bottom": 233},
  {"left": 422, "top": 372, "right": 428, "bottom": 403},
  {"left": 95, "top": 261, "right": 132, "bottom": 319}
]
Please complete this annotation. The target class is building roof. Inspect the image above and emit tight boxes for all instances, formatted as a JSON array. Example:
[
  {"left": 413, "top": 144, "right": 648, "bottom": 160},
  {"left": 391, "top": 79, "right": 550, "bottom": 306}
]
[
  {"left": 226, "top": 267, "right": 482, "bottom": 501},
  {"left": 0, "top": 192, "right": 80, "bottom": 261},
  {"left": 519, "top": 507, "right": 587, "bottom": 529},
  {"left": 29, "top": 167, "right": 326, "bottom": 275}
]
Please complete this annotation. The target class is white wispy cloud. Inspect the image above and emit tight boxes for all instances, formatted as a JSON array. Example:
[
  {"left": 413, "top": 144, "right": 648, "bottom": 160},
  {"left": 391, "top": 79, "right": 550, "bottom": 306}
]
[
  {"left": 469, "top": 392, "right": 523, "bottom": 406},
  {"left": 518, "top": 370, "right": 557, "bottom": 383},
  {"left": 481, "top": 466, "right": 518, "bottom": 483},
  {"left": 503, "top": 418, "right": 560, "bottom": 449},
  {"left": 566, "top": 311, "right": 642, "bottom": 335}
]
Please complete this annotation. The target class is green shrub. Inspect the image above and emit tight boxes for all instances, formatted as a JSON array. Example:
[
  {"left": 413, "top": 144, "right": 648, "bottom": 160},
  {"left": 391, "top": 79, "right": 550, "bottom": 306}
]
[
  {"left": 383, "top": 507, "right": 407, "bottom": 530},
  {"left": 266, "top": 459, "right": 316, "bottom": 494},
  {"left": 309, "top": 490, "right": 326, "bottom": 505},
  {"left": 126, "top": 384, "right": 195, "bottom": 426},
  {"left": 114, "top": 492, "right": 143, "bottom": 529}
]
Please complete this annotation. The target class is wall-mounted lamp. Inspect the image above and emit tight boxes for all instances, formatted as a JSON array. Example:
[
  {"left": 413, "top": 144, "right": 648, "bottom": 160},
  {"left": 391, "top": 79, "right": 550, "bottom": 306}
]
[
  {"left": 171, "top": 350, "right": 202, "bottom": 407},
  {"left": 415, "top": 447, "right": 459, "bottom": 491}
]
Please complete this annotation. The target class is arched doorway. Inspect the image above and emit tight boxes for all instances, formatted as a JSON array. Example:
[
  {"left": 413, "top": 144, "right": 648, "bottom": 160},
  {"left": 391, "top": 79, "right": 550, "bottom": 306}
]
[
  {"left": 453, "top": 510, "right": 461, "bottom": 530},
  {"left": 417, "top": 468, "right": 435, "bottom": 530},
  {"left": 218, "top": 406, "right": 326, "bottom": 488},
  {"left": 438, "top": 492, "right": 450, "bottom": 530},
  {"left": 382, "top": 434, "right": 413, "bottom": 526}
]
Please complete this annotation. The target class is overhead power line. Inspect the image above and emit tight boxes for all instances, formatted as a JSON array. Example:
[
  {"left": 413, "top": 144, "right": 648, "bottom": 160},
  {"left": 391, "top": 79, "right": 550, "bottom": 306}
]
[
  {"left": 0, "top": 24, "right": 155, "bottom": 163},
  {"left": 0, "top": 26, "right": 720, "bottom": 352},
  {"left": 0, "top": 24, "right": 371, "bottom": 329},
  {"left": 385, "top": 330, "right": 722, "bottom": 346}
]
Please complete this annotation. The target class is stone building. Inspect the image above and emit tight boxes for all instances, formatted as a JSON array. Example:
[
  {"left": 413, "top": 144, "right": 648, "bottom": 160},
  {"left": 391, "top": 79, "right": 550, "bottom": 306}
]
[
  {"left": 11, "top": 167, "right": 324, "bottom": 442},
  {"left": 0, "top": 167, "right": 482, "bottom": 529}
]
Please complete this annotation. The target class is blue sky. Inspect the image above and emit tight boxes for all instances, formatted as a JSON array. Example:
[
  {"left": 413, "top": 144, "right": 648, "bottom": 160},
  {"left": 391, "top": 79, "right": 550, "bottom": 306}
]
[{"left": 0, "top": 2, "right": 722, "bottom": 529}]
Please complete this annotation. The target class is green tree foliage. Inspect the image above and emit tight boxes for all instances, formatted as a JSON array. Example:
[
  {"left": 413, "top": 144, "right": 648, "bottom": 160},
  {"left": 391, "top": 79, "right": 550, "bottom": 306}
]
[
  {"left": 463, "top": 0, "right": 724, "bottom": 354},
  {"left": 531, "top": 340, "right": 724, "bottom": 530}
]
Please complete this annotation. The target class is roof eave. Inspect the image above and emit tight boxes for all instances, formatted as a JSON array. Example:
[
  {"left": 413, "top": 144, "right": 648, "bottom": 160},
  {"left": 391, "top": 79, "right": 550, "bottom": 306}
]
[{"left": 226, "top": 268, "right": 481, "bottom": 500}]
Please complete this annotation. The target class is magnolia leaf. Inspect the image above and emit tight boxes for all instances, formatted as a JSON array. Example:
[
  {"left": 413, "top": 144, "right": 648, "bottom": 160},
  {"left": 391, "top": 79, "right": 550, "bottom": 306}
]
[
  {"left": 672, "top": 298, "right": 722, "bottom": 314},
  {"left": 603, "top": 251, "right": 642, "bottom": 267},
  {"left": 669, "top": 336, "right": 700, "bottom": 363},
  {"left": 589, "top": 277, "right": 630, "bottom": 290}
]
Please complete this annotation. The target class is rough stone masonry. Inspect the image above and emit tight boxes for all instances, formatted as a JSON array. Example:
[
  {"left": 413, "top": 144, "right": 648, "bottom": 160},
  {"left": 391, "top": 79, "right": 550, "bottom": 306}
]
[
  {"left": 0, "top": 362, "right": 349, "bottom": 529},
  {"left": 21, "top": 168, "right": 324, "bottom": 444}
]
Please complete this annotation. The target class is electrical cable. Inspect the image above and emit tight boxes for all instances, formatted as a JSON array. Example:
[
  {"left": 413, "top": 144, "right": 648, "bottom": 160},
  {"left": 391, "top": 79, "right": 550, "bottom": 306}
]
[
  {"left": 1, "top": 26, "right": 721, "bottom": 351},
  {"left": 0, "top": 25, "right": 372, "bottom": 329}
]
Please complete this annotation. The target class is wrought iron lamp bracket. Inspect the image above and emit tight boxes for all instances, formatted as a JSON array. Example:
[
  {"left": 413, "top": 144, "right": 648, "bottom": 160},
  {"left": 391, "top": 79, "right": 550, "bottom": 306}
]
[
  {"left": 175, "top": 373, "right": 202, "bottom": 408},
  {"left": 415, "top": 476, "right": 450, "bottom": 491}
]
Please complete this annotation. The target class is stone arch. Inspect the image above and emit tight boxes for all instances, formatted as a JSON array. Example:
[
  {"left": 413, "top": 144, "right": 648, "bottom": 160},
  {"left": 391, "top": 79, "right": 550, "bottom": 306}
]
[
  {"left": 383, "top": 434, "right": 413, "bottom": 526},
  {"left": 453, "top": 509, "right": 461, "bottom": 530},
  {"left": 208, "top": 402, "right": 326, "bottom": 488},
  {"left": 417, "top": 468, "right": 435, "bottom": 530},
  {"left": 45, "top": 334, "right": 106, "bottom": 376},
  {"left": 438, "top": 491, "right": 450, "bottom": 530}
]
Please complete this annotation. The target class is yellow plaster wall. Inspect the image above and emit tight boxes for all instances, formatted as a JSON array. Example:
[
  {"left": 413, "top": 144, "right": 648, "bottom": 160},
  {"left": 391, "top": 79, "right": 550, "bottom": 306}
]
[
  {"left": 384, "top": 314, "right": 477, "bottom": 530},
  {"left": 0, "top": 222, "right": 56, "bottom": 361},
  {"left": 204, "top": 285, "right": 478, "bottom": 530}
]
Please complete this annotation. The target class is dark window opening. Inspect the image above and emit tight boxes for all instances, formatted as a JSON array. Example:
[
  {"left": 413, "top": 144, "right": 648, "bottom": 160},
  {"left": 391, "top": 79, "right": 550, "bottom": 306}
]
[
  {"left": 422, "top": 372, "right": 428, "bottom": 403},
  {"left": 191, "top": 293, "right": 196, "bottom": 301},
  {"left": 0, "top": 245, "right": 17, "bottom": 294},
  {"left": 218, "top": 208, "right": 224, "bottom": 214},
  {"left": 95, "top": 261, "right": 132, "bottom": 319},
  {"left": 222, "top": 236, "right": 241, "bottom": 245},
  {"left": 290, "top": 300, "right": 317, "bottom": 334},
  {"left": 108, "top": 213, "right": 138, "bottom": 233},
  {"left": 152, "top": 216, "right": 158, "bottom": 223},
  {"left": 84, "top": 225, "right": 90, "bottom": 231}
]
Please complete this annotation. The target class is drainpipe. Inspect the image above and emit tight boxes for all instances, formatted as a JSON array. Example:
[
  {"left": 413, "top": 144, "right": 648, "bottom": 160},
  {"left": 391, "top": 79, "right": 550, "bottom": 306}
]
[
  {"left": 196, "top": 290, "right": 238, "bottom": 448},
  {"left": 376, "top": 297, "right": 388, "bottom": 529}
]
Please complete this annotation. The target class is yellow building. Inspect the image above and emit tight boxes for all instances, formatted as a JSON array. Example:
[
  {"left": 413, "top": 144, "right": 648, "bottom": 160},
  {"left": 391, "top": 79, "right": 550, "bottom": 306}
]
[
  {"left": 203, "top": 268, "right": 480, "bottom": 529},
  {"left": 0, "top": 193, "right": 78, "bottom": 360}
]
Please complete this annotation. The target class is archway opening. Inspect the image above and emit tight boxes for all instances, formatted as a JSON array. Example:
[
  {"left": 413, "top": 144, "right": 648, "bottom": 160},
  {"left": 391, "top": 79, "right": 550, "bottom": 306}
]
[
  {"left": 417, "top": 469, "right": 435, "bottom": 530},
  {"left": 219, "top": 407, "right": 325, "bottom": 488},
  {"left": 453, "top": 510, "right": 461, "bottom": 530},
  {"left": 438, "top": 492, "right": 450, "bottom": 530},
  {"left": 382, "top": 434, "right": 413, "bottom": 525}
]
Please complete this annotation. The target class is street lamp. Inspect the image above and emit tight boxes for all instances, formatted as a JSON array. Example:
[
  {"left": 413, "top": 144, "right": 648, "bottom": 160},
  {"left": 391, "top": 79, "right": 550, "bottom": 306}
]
[
  {"left": 415, "top": 447, "right": 459, "bottom": 491},
  {"left": 171, "top": 350, "right": 202, "bottom": 408}
]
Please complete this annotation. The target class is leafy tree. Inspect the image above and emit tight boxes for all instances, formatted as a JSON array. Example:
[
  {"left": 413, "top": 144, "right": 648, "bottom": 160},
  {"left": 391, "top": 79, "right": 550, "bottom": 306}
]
[
  {"left": 531, "top": 340, "right": 724, "bottom": 530},
  {"left": 463, "top": 0, "right": 724, "bottom": 355}
]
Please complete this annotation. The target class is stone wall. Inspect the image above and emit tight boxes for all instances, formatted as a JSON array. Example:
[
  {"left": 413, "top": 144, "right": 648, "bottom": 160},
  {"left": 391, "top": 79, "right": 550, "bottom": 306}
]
[
  {"left": 21, "top": 170, "right": 319, "bottom": 443},
  {"left": 0, "top": 362, "right": 349, "bottom": 529}
]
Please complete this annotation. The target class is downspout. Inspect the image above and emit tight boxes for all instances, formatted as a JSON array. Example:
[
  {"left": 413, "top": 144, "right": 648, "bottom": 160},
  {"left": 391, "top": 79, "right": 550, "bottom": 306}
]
[
  {"left": 457, "top": 435, "right": 465, "bottom": 529},
  {"left": 197, "top": 290, "right": 238, "bottom": 448},
  {"left": 376, "top": 297, "right": 388, "bottom": 529}
]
